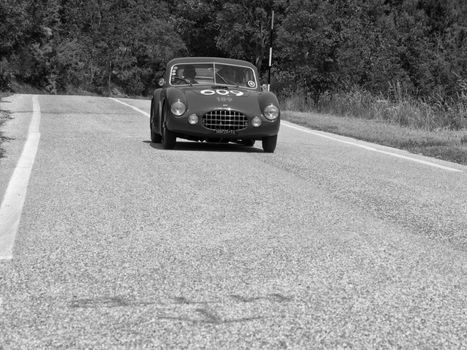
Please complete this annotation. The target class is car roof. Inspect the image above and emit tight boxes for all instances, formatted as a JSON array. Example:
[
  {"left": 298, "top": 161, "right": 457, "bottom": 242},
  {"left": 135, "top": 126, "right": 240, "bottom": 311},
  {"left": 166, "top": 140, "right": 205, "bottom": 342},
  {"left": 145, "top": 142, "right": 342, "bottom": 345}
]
[{"left": 167, "top": 57, "right": 257, "bottom": 70}]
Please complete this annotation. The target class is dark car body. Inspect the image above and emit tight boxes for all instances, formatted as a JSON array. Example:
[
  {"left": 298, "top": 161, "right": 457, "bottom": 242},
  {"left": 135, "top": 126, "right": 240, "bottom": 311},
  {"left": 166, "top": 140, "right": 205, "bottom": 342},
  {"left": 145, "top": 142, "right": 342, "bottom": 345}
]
[{"left": 150, "top": 57, "right": 280, "bottom": 152}]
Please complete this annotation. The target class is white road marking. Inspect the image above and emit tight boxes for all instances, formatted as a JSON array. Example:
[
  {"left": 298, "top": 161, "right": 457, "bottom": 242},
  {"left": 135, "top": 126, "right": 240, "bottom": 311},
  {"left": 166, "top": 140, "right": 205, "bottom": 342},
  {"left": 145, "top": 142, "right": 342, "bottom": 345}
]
[
  {"left": 110, "top": 98, "right": 149, "bottom": 117},
  {"left": 0, "top": 96, "right": 41, "bottom": 260},
  {"left": 282, "top": 121, "right": 463, "bottom": 173},
  {"left": 109, "top": 98, "right": 463, "bottom": 173}
]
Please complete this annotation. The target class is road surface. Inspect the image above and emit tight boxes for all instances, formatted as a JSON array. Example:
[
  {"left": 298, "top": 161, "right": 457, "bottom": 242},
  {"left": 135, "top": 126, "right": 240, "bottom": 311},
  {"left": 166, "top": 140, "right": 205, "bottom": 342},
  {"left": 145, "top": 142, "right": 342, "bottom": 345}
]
[{"left": 0, "top": 94, "right": 466, "bottom": 349}]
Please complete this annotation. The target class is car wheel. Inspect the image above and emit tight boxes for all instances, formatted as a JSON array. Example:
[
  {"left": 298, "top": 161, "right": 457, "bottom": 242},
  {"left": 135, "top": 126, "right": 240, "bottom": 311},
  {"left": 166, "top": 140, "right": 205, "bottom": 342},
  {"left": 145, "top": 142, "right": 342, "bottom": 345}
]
[
  {"left": 151, "top": 128, "right": 162, "bottom": 143},
  {"left": 161, "top": 112, "right": 176, "bottom": 149},
  {"left": 262, "top": 135, "right": 277, "bottom": 153},
  {"left": 241, "top": 139, "right": 255, "bottom": 147},
  {"left": 150, "top": 101, "right": 162, "bottom": 143}
]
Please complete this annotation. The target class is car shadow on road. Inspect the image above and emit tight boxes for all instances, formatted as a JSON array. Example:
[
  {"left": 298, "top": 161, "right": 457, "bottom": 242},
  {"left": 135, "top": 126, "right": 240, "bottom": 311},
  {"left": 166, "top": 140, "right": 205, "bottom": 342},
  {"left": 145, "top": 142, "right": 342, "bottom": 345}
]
[{"left": 143, "top": 140, "right": 264, "bottom": 153}]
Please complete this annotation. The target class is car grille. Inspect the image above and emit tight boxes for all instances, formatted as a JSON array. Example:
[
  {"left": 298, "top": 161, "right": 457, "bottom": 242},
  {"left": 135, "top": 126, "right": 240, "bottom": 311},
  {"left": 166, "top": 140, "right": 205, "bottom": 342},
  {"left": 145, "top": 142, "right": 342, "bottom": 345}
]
[{"left": 202, "top": 110, "right": 248, "bottom": 131}]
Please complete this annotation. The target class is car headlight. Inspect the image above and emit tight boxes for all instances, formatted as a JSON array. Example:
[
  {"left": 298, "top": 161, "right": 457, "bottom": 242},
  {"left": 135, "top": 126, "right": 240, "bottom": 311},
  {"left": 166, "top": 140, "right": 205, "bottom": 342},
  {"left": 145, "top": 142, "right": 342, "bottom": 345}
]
[
  {"left": 171, "top": 100, "right": 186, "bottom": 116},
  {"left": 263, "top": 104, "right": 279, "bottom": 120}
]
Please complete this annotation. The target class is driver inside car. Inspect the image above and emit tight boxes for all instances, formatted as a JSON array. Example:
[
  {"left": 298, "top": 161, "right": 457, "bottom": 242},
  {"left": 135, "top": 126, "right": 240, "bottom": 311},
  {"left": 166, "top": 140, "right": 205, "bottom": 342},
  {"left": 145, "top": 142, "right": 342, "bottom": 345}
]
[{"left": 183, "top": 65, "right": 198, "bottom": 84}]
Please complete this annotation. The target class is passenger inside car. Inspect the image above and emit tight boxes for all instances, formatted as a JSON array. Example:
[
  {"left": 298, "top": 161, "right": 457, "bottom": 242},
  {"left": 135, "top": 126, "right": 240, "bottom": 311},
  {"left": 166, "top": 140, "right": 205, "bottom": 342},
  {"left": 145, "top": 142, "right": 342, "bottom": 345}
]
[{"left": 182, "top": 65, "right": 198, "bottom": 84}]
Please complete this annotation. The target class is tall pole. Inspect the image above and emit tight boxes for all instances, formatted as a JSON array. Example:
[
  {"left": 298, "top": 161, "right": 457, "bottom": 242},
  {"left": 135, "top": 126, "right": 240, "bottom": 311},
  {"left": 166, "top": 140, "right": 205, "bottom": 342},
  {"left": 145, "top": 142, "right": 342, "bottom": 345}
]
[{"left": 268, "top": 9, "right": 274, "bottom": 92}]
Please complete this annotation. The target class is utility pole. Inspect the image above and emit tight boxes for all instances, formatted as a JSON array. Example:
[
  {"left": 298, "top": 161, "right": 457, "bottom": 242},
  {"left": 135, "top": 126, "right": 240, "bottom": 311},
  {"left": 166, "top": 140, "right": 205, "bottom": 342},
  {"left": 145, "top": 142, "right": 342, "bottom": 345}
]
[{"left": 268, "top": 9, "right": 274, "bottom": 92}]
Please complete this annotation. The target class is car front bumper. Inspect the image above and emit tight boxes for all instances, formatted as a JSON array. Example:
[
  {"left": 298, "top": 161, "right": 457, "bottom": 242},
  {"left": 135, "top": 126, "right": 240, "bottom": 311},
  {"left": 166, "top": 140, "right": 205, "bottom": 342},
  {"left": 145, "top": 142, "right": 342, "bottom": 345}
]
[{"left": 166, "top": 114, "right": 280, "bottom": 139}]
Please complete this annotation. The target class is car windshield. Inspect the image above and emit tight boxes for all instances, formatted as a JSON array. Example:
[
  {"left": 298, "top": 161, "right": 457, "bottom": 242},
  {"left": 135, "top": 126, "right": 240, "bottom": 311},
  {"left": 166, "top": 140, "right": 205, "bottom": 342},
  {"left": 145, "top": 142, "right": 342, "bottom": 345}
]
[{"left": 169, "top": 63, "right": 257, "bottom": 89}]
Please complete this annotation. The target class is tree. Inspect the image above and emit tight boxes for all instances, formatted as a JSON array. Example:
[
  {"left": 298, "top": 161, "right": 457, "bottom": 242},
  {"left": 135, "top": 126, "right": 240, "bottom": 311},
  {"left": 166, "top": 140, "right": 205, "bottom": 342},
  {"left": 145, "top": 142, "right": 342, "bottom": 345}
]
[
  {"left": 0, "top": 0, "right": 29, "bottom": 89},
  {"left": 276, "top": 0, "right": 340, "bottom": 103},
  {"left": 172, "top": 0, "right": 223, "bottom": 57},
  {"left": 215, "top": 0, "right": 274, "bottom": 73},
  {"left": 51, "top": 0, "right": 186, "bottom": 95}
]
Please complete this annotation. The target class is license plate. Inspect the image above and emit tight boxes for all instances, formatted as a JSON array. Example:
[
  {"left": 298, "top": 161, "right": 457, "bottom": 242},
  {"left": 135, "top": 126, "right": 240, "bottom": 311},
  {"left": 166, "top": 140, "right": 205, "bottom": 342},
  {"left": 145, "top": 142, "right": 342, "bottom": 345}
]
[{"left": 215, "top": 129, "right": 237, "bottom": 135}]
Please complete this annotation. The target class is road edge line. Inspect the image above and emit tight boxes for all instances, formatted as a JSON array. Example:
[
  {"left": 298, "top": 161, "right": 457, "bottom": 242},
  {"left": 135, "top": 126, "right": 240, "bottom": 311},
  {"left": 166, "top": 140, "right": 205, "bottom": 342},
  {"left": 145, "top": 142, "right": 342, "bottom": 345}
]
[
  {"left": 282, "top": 120, "right": 463, "bottom": 173},
  {"left": 0, "top": 95, "right": 41, "bottom": 260},
  {"left": 109, "top": 98, "right": 149, "bottom": 117}
]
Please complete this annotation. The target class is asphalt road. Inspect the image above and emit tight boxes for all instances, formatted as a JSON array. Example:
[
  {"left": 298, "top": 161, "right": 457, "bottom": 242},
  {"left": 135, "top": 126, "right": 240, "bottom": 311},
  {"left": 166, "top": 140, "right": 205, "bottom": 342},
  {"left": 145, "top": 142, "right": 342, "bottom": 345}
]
[{"left": 0, "top": 94, "right": 466, "bottom": 349}]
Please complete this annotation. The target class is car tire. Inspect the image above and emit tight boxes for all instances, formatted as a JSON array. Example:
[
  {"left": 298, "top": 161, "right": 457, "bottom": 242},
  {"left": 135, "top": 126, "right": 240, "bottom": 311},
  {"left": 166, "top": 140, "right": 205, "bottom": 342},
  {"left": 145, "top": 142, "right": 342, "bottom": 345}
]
[
  {"left": 161, "top": 119, "right": 176, "bottom": 149},
  {"left": 150, "top": 101, "right": 162, "bottom": 143},
  {"left": 151, "top": 128, "right": 162, "bottom": 143},
  {"left": 241, "top": 139, "right": 255, "bottom": 147},
  {"left": 262, "top": 135, "right": 277, "bottom": 153}
]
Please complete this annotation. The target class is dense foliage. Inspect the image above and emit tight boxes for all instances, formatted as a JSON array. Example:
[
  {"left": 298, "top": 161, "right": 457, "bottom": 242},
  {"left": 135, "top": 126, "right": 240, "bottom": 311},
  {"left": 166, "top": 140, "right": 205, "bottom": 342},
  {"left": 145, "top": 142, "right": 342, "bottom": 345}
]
[{"left": 1, "top": 0, "right": 466, "bottom": 107}]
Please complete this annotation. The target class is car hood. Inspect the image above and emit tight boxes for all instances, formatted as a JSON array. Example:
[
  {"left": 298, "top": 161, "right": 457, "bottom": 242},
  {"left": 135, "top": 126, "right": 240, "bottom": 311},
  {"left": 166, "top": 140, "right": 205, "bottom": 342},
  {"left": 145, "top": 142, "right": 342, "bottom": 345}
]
[{"left": 182, "top": 86, "right": 262, "bottom": 115}]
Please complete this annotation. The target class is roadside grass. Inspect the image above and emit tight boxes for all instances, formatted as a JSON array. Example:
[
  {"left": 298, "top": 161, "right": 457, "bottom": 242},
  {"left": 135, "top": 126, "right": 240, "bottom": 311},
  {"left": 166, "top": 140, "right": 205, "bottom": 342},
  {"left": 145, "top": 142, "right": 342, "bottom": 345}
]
[
  {"left": 0, "top": 92, "right": 13, "bottom": 159},
  {"left": 281, "top": 110, "right": 467, "bottom": 165},
  {"left": 282, "top": 86, "right": 467, "bottom": 130},
  {"left": 281, "top": 86, "right": 467, "bottom": 165}
]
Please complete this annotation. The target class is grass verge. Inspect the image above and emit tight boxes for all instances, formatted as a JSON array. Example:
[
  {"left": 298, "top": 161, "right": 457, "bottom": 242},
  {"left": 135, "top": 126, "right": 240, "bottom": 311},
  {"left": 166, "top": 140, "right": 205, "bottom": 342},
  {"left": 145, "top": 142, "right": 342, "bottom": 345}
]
[
  {"left": 282, "top": 110, "right": 467, "bottom": 165},
  {"left": 0, "top": 92, "right": 13, "bottom": 159}
]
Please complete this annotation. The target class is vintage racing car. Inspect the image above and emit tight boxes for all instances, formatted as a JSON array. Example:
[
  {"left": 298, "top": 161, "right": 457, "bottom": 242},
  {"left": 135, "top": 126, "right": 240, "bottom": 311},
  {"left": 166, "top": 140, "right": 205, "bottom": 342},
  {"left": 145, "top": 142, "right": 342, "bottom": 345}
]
[{"left": 150, "top": 57, "right": 280, "bottom": 152}]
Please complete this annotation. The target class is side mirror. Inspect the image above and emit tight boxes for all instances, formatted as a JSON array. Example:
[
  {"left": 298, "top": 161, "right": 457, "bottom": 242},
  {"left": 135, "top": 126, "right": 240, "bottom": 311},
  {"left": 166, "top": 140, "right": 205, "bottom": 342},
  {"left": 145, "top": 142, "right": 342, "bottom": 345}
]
[
  {"left": 158, "top": 78, "right": 165, "bottom": 87},
  {"left": 261, "top": 84, "right": 269, "bottom": 92}
]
